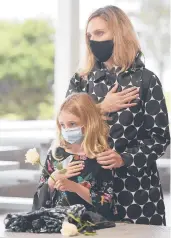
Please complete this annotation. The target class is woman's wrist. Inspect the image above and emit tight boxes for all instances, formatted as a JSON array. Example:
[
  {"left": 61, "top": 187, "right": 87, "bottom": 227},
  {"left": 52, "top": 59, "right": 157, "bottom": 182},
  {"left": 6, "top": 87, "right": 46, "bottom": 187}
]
[{"left": 98, "top": 102, "right": 107, "bottom": 114}]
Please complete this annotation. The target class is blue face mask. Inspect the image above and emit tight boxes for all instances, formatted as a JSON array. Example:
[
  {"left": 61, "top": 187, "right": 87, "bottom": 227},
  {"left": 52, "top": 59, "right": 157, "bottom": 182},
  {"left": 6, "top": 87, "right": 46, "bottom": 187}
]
[{"left": 61, "top": 127, "right": 84, "bottom": 144}]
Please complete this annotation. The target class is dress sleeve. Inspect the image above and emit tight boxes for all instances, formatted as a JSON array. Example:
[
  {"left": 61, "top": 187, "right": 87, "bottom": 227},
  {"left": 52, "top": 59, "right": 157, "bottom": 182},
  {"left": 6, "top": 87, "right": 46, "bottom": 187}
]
[
  {"left": 32, "top": 145, "right": 72, "bottom": 211},
  {"left": 89, "top": 168, "right": 116, "bottom": 221},
  {"left": 121, "top": 73, "right": 170, "bottom": 176},
  {"left": 32, "top": 149, "right": 55, "bottom": 211}
]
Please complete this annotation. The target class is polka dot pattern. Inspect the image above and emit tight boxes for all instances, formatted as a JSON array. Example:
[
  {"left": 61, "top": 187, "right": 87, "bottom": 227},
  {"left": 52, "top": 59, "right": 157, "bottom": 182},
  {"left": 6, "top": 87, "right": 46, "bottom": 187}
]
[{"left": 66, "top": 59, "right": 169, "bottom": 225}]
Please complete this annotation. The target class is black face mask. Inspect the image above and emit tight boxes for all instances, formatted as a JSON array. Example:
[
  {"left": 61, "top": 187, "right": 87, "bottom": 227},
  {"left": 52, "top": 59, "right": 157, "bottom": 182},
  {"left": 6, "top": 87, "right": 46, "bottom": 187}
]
[{"left": 89, "top": 40, "right": 114, "bottom": 62}]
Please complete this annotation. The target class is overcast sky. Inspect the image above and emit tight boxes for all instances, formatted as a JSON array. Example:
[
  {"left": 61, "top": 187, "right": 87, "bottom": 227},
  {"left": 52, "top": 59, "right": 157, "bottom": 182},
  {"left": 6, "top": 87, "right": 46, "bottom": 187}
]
[{"left": 0, "top": 0, "right": 140, "bottom": 29}]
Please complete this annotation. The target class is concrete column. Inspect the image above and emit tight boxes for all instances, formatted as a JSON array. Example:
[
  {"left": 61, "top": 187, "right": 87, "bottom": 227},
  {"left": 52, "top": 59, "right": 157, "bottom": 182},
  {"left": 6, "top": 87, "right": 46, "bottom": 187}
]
[{"left": 54, "top": 0, "right": 80, "bottom": 113}]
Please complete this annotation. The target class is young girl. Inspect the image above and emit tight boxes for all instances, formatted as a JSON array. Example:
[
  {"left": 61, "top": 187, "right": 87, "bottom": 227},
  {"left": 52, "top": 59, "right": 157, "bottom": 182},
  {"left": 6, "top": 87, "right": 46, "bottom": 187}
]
[{"left": 32, "top": 92, "right": 116, "bottom": 221}]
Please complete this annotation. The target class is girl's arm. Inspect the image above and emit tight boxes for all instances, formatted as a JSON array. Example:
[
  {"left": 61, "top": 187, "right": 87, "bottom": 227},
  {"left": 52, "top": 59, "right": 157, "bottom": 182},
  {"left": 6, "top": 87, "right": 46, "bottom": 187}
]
[
  {"left": 74, "top": 183, "right": 92, "bottom": 204},
  {"left": 57, "top": 168, "right": 116, "bottom": 220},
  {"left": 32, "top": 150, "right": 55, "bottom": 211}
]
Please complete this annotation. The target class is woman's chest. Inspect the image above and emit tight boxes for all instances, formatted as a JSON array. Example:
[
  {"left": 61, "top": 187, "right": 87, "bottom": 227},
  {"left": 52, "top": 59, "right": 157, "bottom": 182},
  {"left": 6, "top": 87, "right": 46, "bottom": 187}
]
[
  {"left": 82, "top": 70, "right": 143, "bottom": 103},
  {"left": 81, "top": 71, "right": 146, "bottom": 152}
]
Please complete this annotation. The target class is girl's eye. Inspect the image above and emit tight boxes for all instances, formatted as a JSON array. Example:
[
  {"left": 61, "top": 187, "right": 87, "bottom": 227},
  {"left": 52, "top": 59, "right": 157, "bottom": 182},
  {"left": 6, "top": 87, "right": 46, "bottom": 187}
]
[
  {"left": 70, "top": 122, "right": 76, "bottom": 127},
  {"left": 60, "top": 124, "right": 65, "bottom": 128}
]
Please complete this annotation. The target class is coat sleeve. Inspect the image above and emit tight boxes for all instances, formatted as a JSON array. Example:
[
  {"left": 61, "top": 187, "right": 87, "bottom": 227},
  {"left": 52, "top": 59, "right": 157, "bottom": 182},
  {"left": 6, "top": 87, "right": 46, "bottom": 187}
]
[
  {"left": 66, "top": 73, "right": 84, "bottom": 97},
  {"left": 89, "top": 168, "right": 116, "bottom": 221},
  {"left": 121, "top": 73, "right": 170, "bottom": 175}
]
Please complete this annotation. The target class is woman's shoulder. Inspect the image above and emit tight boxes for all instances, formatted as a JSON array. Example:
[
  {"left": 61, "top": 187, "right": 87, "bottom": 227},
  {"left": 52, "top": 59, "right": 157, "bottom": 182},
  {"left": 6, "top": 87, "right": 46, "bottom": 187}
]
[
  {"left": 142, "top": 68, "right": 160, "bottom": 81},
  {"left": 141, "top": 68, "right": 161, "bottom": 90}
]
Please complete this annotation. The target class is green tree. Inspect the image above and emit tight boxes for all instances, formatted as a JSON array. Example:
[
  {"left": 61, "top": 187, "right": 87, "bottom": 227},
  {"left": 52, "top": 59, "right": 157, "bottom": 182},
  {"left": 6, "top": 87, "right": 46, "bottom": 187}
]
[{"left": 0, "top": 19, "right": 55, "bottom": 120}]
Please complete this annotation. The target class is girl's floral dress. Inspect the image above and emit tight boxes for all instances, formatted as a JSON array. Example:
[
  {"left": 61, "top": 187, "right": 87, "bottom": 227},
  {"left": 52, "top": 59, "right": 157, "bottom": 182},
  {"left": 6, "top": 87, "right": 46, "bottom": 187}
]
[{"left": 32, "top": 147, "right": 117, "bottom": 221}]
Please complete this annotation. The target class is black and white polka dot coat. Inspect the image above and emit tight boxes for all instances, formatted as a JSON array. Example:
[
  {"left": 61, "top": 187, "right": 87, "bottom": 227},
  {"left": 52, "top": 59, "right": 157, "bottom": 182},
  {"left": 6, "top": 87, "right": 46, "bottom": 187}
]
[{"left": 66, "top": 53, "right": 170, "bottom": 225}]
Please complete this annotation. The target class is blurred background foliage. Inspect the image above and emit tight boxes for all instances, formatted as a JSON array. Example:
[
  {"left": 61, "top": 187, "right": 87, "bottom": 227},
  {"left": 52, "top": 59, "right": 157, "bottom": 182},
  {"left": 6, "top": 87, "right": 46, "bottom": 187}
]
[
  {"left": 0, "top": 19, "right": 54, "bottom": 120},
  {"left": 0, "top": 0, "right": 170, "bottom": 120}
]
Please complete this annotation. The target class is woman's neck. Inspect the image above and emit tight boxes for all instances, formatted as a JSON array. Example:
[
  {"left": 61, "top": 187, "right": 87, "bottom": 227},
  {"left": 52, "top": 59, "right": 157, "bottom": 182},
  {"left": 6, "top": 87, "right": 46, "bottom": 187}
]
[{"left": 104, "top": 57, "right": 116, "bottom": 70}]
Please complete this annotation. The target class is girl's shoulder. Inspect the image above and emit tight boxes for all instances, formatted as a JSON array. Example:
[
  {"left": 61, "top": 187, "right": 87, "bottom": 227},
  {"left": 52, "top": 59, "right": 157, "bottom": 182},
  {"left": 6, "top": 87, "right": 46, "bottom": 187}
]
[{"left": 48, "top": 140, "right": 73, "bottom": 162}]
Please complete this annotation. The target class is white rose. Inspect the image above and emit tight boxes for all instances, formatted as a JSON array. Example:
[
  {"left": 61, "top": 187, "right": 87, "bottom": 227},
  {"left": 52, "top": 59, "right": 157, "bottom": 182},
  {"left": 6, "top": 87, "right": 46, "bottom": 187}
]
[
  {"left": 25, "top": 148, "right": 40, "bottom": 165},
  {"left": 61, "top": 221, "right": 78, "bottom": 237}
]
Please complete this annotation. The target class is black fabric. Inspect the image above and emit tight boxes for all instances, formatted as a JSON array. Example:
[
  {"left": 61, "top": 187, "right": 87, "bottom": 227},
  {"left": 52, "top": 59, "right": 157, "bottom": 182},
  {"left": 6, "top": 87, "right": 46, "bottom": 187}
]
[
  {"left": 141, "top": 69, "right": 153, "bottom": 103},
  {"left": 66, "top": 52, "right": 170, "bottom": 225},
  {"left": 89, "top": 40, "right": 114, "bottom": 62},
  {"left": 4, "top": 204, "right": 115, "bottom": 233},
  {"left": 31, "top": 148, "right": 116, "bottom": 221}
]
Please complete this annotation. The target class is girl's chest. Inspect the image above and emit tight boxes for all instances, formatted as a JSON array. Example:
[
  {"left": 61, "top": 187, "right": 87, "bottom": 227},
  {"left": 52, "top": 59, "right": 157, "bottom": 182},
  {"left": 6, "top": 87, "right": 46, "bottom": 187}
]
[{"left": 70, "top": 157, "right": 100, "bottom": 186}]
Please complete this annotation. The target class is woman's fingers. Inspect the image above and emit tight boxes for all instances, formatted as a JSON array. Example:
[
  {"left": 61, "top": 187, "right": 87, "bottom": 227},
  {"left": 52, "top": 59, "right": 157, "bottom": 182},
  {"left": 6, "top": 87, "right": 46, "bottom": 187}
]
[
  {"left": 97, "top": 150, "right": 112, "bottom": 158},
  {"left": 109, "top": 83, "right": 118, "bottom": 93},
  {"left": 121, "top": 89, "right": 139, "bottom": 99},
  {"left": 102, "top": 164, "right": 115, "bottom": 169},
  {"left": 120, "top": 103, "right": 137, "bottom": 109},
  {"left": 122, "top": 94, "right": 139, "bottom": 103},
  {"left": 119, "top": 87, "right": 138, "bottom": 96},
  {"left": 97, "top": 159, "right": 114, "bottom": 165}
]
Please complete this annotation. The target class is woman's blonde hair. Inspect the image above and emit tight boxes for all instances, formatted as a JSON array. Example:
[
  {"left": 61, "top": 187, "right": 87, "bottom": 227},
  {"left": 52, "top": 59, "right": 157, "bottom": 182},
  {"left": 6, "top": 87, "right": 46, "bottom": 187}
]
[
  {"left": 56, "top": 93, "right": 109, "bottom": 158},
  {"left": 80, "top": 5, "right": 141, "bottom": 76}
]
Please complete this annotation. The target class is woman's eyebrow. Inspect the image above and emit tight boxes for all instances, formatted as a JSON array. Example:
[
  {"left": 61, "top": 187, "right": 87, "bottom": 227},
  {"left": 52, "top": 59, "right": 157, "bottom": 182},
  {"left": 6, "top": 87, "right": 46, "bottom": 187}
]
[{"left": 87, "top": 28, "right": 105, "bottom": 34}]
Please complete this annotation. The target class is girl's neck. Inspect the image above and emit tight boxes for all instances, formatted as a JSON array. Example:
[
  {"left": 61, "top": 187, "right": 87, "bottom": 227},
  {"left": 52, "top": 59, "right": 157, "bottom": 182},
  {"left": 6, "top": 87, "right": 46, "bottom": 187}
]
[{"left": 66, "top": 143, "right": 85, "bottom": 156}]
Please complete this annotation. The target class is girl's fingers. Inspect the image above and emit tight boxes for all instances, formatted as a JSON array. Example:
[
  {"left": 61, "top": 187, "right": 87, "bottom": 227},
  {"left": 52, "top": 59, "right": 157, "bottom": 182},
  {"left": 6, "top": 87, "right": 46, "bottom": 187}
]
[
  {"left": 66, "top": 172, "right": 81, "bottom": 178},
  {"left": 68, "top": 161, "right": 84, "bottom": 167},
  {"left": 68, "top": 167, "right": 83, "bottom": 173}
]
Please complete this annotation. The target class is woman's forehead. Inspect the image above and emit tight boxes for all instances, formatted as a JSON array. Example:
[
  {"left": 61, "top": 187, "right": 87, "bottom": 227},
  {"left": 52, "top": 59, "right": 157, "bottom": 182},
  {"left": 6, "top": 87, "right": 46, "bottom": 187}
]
[{"left": 87, "top": 17, "right": 109, "bottom": 33}]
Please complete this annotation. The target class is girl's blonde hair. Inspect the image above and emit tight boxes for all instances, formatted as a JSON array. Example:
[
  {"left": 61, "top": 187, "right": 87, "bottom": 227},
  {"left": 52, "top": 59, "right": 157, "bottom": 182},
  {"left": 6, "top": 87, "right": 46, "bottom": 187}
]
[
  {"left": 56, "top": 93, "right": 109, "bottom": 158},
  {"left": 80, "top": 5, "right": 141, "bottom": 76}
]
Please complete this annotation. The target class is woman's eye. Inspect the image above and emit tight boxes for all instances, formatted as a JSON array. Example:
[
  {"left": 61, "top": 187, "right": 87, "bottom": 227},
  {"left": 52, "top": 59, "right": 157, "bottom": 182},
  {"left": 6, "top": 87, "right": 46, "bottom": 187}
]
[
  {"left": 87, "top": 34, "right": 91, "bottom": 39},
  {"left": 96, "top": 31, "right": 104, "bottom": 36}
]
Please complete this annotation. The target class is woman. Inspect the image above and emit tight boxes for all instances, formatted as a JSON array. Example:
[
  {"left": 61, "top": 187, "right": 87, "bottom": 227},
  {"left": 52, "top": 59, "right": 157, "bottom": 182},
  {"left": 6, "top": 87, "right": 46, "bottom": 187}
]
[{"left": 66, "top": 6, "right": 170, "bottom": 225}]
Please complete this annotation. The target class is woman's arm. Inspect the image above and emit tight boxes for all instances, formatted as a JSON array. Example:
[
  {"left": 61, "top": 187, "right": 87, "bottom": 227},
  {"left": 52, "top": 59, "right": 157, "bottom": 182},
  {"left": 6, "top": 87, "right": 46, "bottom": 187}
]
[{"left": 121, "top": 73, "right": 170, "bottom": 175}]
